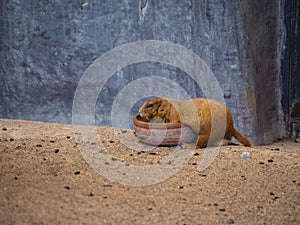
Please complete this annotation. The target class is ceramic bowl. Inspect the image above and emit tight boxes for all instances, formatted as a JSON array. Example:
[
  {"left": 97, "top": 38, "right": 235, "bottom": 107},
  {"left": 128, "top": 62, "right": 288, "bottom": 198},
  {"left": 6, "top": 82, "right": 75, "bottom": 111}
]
[{"left": 133, "top": 114, "right": 195, "bottom": 146}]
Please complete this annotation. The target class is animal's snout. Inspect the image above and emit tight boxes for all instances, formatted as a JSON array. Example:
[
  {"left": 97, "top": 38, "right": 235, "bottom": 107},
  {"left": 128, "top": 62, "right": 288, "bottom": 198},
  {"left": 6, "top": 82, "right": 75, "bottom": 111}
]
[{"left": 139, "top": 112, "right": 146, "bottom": 118}]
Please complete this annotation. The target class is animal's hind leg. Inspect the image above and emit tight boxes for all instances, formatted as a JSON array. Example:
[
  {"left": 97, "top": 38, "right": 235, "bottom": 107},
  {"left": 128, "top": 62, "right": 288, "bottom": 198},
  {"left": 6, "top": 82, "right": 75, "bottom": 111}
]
[
  {"left": 220, "top": 139, "right": 231, "bottom": 146},
  {"left": 196, "top": 135, "right": 209, "bottom": 148},
  {"left": 221, "top": 139, "right": 241, "bottom": 146},
  {"left": 202, "top": 139, "right": 231, "bottom": 147},
  {"left": 196, "top": 136, "right": 232, "bottom": 148}
]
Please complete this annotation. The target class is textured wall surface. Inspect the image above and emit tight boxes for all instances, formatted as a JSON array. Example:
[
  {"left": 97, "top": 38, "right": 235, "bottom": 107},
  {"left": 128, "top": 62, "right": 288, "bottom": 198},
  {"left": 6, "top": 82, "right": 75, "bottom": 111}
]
[{"left": 0, "top": 0, "right": 285, "bottom": 144}]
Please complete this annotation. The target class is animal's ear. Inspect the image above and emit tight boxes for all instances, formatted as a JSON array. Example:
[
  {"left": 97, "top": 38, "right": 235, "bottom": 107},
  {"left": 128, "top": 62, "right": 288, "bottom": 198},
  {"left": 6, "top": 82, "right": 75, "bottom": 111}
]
[
  {"left": 158, "top": 104, "right": 164, "bottom": 113},
  {"left": 158, "top": 100, "right": 169, "bottom": 113}
]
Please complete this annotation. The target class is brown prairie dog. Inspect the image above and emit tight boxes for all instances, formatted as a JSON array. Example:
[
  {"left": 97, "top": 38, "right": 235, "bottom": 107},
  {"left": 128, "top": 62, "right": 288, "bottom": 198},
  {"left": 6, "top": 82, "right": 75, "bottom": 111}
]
[{"left": 139, "top": 98, "right": 251, "bottom": 148}]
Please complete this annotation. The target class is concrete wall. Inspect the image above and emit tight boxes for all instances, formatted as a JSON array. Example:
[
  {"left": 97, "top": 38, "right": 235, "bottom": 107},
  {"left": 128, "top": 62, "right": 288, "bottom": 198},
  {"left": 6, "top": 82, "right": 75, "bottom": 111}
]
[{"left": 0, "top": 0, "right": 286, "bottom": 144}]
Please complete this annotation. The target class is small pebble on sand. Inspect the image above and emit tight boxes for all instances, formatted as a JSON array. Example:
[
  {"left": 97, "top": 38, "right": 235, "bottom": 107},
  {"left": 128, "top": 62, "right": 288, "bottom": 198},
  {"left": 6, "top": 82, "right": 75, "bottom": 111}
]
[{"left": 241, "top": 152, "right": 251, "bottom": 159}]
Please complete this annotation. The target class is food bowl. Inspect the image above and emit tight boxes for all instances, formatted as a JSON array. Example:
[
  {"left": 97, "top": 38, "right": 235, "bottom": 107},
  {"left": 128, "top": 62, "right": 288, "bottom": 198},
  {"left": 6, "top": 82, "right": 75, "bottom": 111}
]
[{"left": 133, "top": 114, "right": 196, "bottom": 146}]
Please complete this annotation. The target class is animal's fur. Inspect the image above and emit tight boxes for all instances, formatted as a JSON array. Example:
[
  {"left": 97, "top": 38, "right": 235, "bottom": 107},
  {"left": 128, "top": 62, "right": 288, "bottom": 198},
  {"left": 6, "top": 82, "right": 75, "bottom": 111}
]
[{"left": 139, "top": 98, "right": 252, "bottom": 148}]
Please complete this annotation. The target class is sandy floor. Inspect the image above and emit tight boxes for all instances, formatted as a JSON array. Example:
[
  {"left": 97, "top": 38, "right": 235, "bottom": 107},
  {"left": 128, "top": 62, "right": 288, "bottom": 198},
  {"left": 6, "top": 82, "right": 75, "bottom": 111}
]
[{"left": 0, "top": 119, "right": 299, "bottom": 225}]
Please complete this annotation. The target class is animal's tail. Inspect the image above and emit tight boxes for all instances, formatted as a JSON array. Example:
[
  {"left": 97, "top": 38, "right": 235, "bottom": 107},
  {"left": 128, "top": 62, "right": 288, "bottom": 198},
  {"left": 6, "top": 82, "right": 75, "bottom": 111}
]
[{"left": 233, "top": 128, "right": 252, "bottom": 147}]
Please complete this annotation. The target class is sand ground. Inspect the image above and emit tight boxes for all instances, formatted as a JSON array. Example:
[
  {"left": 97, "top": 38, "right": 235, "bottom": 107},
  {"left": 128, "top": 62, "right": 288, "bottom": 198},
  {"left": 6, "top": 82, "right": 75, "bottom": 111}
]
[{"left": 0, "top": 119, "right": 299, "bottom": 225}]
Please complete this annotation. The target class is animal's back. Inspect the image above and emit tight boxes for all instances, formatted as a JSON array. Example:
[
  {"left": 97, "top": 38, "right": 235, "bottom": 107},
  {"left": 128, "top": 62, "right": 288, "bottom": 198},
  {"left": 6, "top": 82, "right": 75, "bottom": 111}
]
[
  {"left": 175, "top": 98, "right": 228, "bottom": 134},
  {"left": 168, "top": 98, "right": 251, "bottom": 147}
]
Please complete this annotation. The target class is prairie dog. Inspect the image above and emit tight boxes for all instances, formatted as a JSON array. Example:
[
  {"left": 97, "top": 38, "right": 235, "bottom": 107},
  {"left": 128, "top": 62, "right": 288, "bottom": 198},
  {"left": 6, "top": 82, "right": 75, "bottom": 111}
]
[{"left": 139, "top": 98, "right": 251, "bottom": 148}]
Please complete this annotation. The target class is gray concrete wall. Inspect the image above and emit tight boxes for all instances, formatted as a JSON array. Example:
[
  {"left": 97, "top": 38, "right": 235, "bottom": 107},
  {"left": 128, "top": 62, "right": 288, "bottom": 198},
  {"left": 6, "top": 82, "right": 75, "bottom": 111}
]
[{"left": 0, "top": 0, "right": 286, "bottom": 144}]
